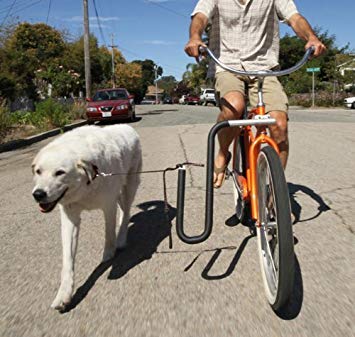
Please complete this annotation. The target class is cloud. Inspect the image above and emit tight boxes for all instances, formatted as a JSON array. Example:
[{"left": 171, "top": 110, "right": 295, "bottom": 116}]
[
  {"left": 145, "top": 0, "right": 172, "bottom": 3},
  {"left": 63, "top": 16, "right": 120, "bottom": 22},
  {"left": 143, "top": 40, "right": 176, "bottom": 46}
]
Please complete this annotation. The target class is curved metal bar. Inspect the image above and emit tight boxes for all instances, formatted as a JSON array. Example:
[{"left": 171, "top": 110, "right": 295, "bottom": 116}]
[
  {"left": 176, "top": 121, "right": 229, "bottom": 244},
  {"left": 199, "top": 46, "right": 315, "bottom": 77}
]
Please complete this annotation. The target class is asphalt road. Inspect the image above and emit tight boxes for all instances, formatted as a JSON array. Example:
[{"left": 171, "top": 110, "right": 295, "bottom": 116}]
[{"left": 1, "top": 104, "right": 354, "bottom": 337}]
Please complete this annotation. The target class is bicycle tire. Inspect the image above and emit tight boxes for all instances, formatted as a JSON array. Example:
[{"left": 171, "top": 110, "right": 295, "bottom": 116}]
[{"left": 256, "top": 146, "right": 294, "bottom": 311}]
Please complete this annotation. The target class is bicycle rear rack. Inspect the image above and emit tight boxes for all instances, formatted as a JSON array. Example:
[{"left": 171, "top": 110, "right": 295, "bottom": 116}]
[{"left": 176, "top": 118, "right": 276, "bottom": 244}]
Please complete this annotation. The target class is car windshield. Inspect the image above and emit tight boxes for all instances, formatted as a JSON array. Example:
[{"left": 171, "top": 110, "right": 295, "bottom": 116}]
[
  {"left": 93, "top": 89, "right": 127, "bottom": 101},
  {"left": 206, "top": 90, "right": 214, "bottom": 94}
]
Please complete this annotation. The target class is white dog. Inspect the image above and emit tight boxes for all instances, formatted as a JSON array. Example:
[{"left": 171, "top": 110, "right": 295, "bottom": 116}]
[{"left": 31, "top": 124, "right": 142, "bottom": 310}]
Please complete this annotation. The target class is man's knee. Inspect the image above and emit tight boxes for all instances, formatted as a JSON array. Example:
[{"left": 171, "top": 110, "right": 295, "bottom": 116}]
[
  {"left": 219, "top": 91, "right": 245, "bottom": 119},
  {"left": 270, "top": 111, "right": 288, "bottom": 135}
]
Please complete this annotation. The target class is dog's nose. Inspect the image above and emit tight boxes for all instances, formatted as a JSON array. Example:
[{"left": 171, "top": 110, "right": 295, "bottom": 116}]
[{"left": 33, "top": 189, "right": 47, "bottom": 202}]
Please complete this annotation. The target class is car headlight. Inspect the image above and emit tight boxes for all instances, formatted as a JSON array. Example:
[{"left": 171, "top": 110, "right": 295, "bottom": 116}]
[
  {"left": 117, "top": 104, "right": 128, "bottom": 110},
  {"left": 87, "top": 107, "right": 97, "bottom": 112}
]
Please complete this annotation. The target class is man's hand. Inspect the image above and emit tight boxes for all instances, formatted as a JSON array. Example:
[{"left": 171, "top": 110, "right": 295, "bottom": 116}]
[
  {"left": 305, "top": 37, "right": 326, "bottom": 57},
  {"left": 184, "top": 39, "right": 206, "bottom": 62}
]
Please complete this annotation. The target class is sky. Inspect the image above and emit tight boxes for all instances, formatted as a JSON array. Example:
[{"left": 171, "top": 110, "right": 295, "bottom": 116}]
[{"left": 0, "top": 0, "right": 354, "bottom": 80}]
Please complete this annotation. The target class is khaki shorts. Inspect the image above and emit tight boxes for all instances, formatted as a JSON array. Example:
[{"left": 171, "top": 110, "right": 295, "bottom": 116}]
[{"left": 215, "top": 71, "right": 289, "bottom": 113}]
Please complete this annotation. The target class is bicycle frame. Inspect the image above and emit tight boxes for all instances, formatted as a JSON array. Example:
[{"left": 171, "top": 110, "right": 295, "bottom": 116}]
[
  {"left": 236, "top": 112, "right": 279, "bottom": 221},
  {"left": 176, "top": 46, "right": 314, "bottom": 245},
  {"left": 176, "top": 115, "right": 276, "bottom": 244}
]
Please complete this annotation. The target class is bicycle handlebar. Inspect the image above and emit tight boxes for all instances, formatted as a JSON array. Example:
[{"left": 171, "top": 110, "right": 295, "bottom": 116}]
[{"left": 198, "top": 46, "right": 315, "bottom": 77}]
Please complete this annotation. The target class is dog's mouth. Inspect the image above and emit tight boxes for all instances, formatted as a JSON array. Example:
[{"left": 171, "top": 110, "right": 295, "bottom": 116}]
[{"left": 39, "top": 188, "right": 68, "bottom": 213}]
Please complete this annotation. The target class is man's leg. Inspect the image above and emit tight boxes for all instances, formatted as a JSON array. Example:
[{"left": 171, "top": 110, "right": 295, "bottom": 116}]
[
  {"left": 214, "top": 91, "right": 245, "bottom": 187},
  {"left": 269, "top": 110, "right": 289, "bottom": 169},
  {"left": 249, "top": 76, "right": 289, "bottom": 169}
]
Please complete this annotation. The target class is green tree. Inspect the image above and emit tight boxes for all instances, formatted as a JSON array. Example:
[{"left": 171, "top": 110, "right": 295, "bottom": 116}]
[
  {"left": 157, "top": 75, "right": 177, "bottom": 97},
  {"left": 182, "top": 58, "right": 208, "bottom": 93},
  {"left": 279, "top": 28, "right": 349, "bottom": 94},
  {"left": 3, "top": 22, "right": 66, "bottom": 98},
  {"left": 131, "top": 59, "right": 163, "bottom": 101}
]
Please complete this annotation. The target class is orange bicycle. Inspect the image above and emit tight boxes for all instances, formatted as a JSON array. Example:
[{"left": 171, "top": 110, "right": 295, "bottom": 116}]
[{"left": 175, "top": 46, "right": 314, "bottom": 310}]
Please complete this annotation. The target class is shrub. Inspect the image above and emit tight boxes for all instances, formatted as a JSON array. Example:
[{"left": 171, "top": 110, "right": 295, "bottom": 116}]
[
  {"left": 0, "top": 104, "right": 11, "bottom": 135},
  {"left": 35, "top": 98, "right": 70, "bottom": 128},
  {"left": 289, "top": 91, "right": 347, "bottom": 107},
  {"left": 69, "top": 100, "right": 86, "bottom": 120}
]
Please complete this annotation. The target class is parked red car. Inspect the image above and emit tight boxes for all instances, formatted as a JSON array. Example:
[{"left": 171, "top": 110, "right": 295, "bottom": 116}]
[
  {"left": 185, "top": 94, "right": 200, "bottom": 105},
  {"left": 86, "top": 88, "right": 135, "bottom": 123}
]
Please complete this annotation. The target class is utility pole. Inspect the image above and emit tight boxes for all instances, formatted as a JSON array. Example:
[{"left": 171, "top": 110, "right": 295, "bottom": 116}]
[
  {"left": 109, "top": 33, "right": 117, "bottom": 88},
  {"left": 83, "top": 0, "right": 91, "bottom": 99},
  {"left": 154, "top": 65, "right": 159, "bottom": 104}
]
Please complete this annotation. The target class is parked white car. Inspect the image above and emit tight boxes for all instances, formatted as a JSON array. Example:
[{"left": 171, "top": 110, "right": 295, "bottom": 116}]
[
  {"left": 200, "top": 88, "right": 216, "bottom": 106},
  {"left": 344, "top": 96, "right": 355, "bottom": 109}
]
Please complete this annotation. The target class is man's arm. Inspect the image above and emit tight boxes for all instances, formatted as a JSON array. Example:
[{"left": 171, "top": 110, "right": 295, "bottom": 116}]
[
  {"left": 288, "top": 13, "right": 326, "bottom": 57},
  {"left": 184, "top": 13, "right": 209, "bottom": 60}
]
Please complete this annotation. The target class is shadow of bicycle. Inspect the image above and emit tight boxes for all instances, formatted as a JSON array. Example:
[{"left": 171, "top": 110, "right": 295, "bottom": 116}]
[{"left": 288, "top": 182, "right": 331, "bottom": 224}]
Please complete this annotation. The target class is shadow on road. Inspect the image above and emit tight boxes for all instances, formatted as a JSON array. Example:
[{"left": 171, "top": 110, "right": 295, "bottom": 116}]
[
  {"left": 288, "top": 182, "right": 331, "bottom": 224},
  {"left": 200, "top": 235, "right": 253, "bottom": 280},
  {"left": 96, "top": 116, "right": 142, "bottom": 125},
  {"left": 61, "top": 200, "right": 175, "bottom": 313}
]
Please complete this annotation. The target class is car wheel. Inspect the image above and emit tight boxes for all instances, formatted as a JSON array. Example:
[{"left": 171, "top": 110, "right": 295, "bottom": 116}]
[
  {"left": 130, "top": 109, "right": 136, "bottom": 121},
  {"left": 352, "top": 102, "right": 355, "bottom": 109},
  {"left": 87, "top": 120, "right": 94, "bottom": 125}
]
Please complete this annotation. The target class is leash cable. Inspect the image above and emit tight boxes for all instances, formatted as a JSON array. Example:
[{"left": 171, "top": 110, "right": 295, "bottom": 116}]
[{"left": 95, "top": 162, "right": 205, "bottom": 249}]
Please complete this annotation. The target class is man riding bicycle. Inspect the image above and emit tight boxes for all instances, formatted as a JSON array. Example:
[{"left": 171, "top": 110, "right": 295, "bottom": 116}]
[{"left": 185, "top": 0, "right": 326, "bottom": 188}]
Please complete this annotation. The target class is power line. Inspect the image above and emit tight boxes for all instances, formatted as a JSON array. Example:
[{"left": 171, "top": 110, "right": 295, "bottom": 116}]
[
  {"left": 46, "top": 0, "right": 52, "bottom": 24},
  {"left": 91, "top": 0, "right": 107, "bottom": 46},
  {"left": 0, "top": 0, "right": 43, "bottom": 18},
  {"left": 146, "top": 0, "right": 188, "bottom": 19},
  {"left": 0, "top": 0, "right": 17, "bottom": 27},
  {"left": 0, "top": 0, "right": 27, "bottom": 14}
]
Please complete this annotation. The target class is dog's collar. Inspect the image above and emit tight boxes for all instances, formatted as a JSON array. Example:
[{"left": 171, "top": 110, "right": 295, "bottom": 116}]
[{"left": 87, "top": 164, "right": 99, "bottom": 185}]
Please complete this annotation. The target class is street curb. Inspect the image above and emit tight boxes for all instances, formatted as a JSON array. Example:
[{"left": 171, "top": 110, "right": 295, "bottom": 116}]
[{"left": 0, "top": 120, "right": 87, "bottom": 153}]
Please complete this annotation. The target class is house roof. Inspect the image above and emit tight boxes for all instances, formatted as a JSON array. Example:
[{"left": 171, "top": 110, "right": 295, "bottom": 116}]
[{"left": 146, "top": 85, "right": 164, "bottom": 95}]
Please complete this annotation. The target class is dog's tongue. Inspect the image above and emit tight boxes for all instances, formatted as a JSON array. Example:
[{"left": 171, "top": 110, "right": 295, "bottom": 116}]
[{"left": 39, "top": 201, "right": 56, "bottom": 213}]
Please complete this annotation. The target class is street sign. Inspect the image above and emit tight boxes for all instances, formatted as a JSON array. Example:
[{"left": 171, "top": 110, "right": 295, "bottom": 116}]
[
  {"left": 307, "top": 67, "right": 320, "bottom": 72},
  {"left": 307, "top": 67, "right": 321, "bottom": 107}
]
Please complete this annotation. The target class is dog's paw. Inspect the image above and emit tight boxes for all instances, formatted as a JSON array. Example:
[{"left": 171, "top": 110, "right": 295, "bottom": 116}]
[{"left": 51, "top": 293, "right": 72, "bottom": 311}]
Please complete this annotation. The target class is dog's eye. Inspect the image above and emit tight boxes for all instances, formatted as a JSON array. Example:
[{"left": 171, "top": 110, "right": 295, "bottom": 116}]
[{"left": 55, "top": 170, "right": 66, "bottom": 177}]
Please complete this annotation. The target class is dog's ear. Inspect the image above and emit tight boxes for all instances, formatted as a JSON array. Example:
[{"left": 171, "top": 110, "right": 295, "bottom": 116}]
[{"left": 77, "top": 160, "right": 98, "bottom": 185}]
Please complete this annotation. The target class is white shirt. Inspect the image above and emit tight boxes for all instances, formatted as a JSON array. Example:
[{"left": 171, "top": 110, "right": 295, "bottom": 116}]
[{"left": 192, "top": 0, "right": 299, "bottom": 76}]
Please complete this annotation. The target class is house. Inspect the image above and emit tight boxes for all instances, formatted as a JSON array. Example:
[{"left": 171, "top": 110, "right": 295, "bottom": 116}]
[
  {"left": 144, "top": 85, "right": 164, "bottom": 103},
  {"left": 337, "top": 57, "right": 355, "bottom": 90}
]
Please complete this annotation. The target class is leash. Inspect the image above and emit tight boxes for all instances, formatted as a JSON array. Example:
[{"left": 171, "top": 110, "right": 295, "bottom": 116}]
[{"left": 95, "top": 162, "right": 205, "bottom": 249}]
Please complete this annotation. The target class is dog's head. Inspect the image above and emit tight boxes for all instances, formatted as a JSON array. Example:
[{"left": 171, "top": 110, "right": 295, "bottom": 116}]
[{"left": 32, "top": 148, "right": 98, "bottom": 213}]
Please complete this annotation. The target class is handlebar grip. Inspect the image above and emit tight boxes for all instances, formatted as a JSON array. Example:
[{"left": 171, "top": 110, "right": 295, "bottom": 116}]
[
  {"left": 307, "top": 46, "right": 316, "bottom": 58},
  {"left": 198, "top": 45, "right": 207, "bottom": 54}
]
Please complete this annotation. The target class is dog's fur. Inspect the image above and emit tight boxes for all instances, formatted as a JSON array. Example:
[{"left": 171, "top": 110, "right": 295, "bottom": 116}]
[{"left": 32, "top": 125, "right": 142, "bottom": 310}]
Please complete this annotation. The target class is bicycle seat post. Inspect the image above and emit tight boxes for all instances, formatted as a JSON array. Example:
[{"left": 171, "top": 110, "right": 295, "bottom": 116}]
[{"left": 257, "top": 76, "right": 265, "bottom": 112}]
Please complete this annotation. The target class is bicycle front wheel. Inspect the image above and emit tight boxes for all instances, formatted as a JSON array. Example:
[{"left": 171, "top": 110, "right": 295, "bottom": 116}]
[{"left": 256, "top": 146, "right": 294, "bottom": 311}]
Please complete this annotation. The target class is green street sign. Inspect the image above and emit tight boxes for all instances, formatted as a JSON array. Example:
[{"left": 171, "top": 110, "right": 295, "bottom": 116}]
[{"left": 307, "top": 67, "right": 320, "bottom": 72}]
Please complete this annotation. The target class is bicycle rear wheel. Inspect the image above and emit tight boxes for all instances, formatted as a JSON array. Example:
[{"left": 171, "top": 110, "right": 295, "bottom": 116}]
[{"left": 256, "top": 146, "right": 294, "bottom": 310}]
